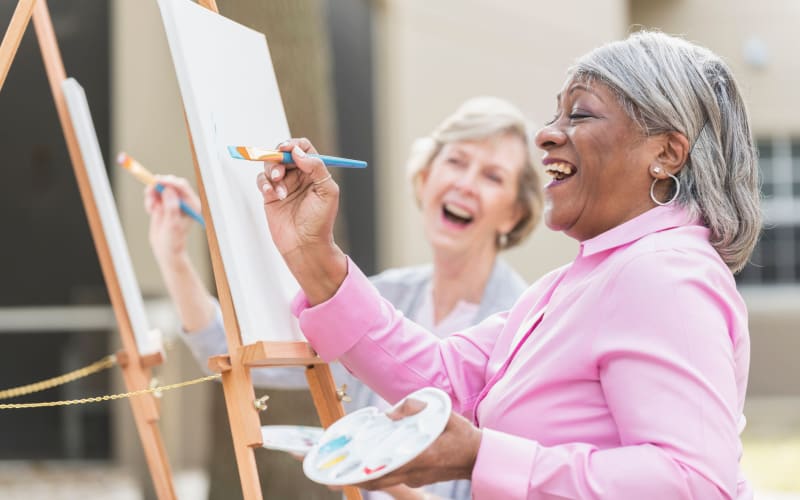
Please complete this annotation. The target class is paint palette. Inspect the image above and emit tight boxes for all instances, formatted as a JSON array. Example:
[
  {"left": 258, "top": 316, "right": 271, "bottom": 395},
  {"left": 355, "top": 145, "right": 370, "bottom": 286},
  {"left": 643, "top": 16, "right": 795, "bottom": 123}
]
[
  {"left": 261, "top": 425, "right": 324, "bottom": 456},
  {"left": 303, "top": 387, "right": 452, "bottom": 486}
]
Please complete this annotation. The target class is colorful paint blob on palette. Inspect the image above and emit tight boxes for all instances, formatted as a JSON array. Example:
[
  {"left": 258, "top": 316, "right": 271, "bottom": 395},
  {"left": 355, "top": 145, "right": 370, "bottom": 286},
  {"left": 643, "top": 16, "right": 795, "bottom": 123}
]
[
  {"left": 320, "top": 454, "right": 348, "bottom": 470},
  {"left": 317, "top": 435, "right": 351, "bottom": 457},
  {"left": 364, "top": 465, "right": 386, "bottom": 475},
  {"left": 303, "top": 387, "right": 452, "bottom": 486}
]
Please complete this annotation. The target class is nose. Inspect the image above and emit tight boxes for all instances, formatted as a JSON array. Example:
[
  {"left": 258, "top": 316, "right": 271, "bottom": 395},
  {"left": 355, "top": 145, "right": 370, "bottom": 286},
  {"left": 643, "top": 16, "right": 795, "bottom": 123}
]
[
  {"left": 454, "top": 165, "right": 480, "bottom": 195},
  {"left": 534, "top": 122, "right": 567, "bottom": 151}
]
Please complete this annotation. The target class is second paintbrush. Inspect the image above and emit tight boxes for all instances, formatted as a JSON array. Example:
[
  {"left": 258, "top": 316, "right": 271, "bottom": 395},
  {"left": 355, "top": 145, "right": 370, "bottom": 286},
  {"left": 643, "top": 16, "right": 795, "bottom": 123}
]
[
  {"left": 117, "top": 152, "right": 206, "bottom": 228},
  {"left": 227, "top": 145, "right": 367, "bottom": 168}
]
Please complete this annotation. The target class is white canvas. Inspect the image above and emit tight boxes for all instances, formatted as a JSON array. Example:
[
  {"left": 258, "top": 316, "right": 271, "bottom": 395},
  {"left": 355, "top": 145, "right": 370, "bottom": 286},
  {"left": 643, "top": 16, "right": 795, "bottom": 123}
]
[
  {"left": 62, "top": 78, "right": 162, "bottom": 356},
  {"left": 158, "top": 0, "right": 304, "bottom": 344}
]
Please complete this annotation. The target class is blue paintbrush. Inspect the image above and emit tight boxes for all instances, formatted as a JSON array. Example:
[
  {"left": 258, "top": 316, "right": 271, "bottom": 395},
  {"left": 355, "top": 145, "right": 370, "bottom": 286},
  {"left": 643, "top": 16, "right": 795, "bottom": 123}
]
[
  {"left": 117, "top": 152, "right": 206, "bottom": 227},
  {"left": 227, "top": 145, "right": 367, "bottom": 168}
]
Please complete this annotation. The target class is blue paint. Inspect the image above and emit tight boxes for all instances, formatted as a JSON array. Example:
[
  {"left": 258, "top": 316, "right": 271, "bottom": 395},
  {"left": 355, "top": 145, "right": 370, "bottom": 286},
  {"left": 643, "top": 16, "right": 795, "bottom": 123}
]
[
  {"left": 227, "top": 145, "right": 245, "bottom": 160},
  {"left": 317, "top": 435, "right": 351, "bottom": 457}
]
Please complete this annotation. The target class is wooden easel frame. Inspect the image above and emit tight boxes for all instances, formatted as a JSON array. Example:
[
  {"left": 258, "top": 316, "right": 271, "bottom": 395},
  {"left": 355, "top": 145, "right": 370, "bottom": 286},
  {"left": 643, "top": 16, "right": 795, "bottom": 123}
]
[
  {"left": 0, "top": 1, "right": 176, "bottom": 499},
  {"left": 184, "top": 1, "right": 361, "bottom": 499}
]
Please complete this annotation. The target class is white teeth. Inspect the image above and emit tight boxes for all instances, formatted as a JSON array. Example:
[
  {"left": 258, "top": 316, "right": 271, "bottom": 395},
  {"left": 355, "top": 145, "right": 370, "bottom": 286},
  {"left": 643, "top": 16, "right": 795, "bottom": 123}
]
[
  {"left": 444, "top": 203, "right": 473, "bottom": 219},
  {"left": 545, "top": 162, "right": 575, "bottom": 179},
  {"left": 545, "top": 162, "right": 574, "bottom": 174}
]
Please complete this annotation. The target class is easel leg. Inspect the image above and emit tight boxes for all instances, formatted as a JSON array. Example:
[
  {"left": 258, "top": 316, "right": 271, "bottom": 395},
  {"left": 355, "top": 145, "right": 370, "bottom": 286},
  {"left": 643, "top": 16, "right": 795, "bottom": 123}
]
[
  {"left": 306, "top": 364, "right": 363, "bottom": 500},
  {"left": 120, "top": 365, "right": 177, "bottom": 500},
  {"left": 0, "top": 0, "right": 36, "bottom": 92},
  {"left": 220, "top": 367, "right": 264, "bottom": 500},
  {"left": 30, "top": 1, "right": 178, "bottom": 498}
]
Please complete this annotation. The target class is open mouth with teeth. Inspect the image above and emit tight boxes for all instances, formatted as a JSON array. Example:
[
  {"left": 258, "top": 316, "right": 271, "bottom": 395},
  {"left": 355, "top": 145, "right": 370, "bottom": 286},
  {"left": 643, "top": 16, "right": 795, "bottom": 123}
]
[
  {"left": 442, "top": 202, "right": 474, "bottom": 225},
  {"left": 545, "top": 162, "right": 576, "bottom": 182}
]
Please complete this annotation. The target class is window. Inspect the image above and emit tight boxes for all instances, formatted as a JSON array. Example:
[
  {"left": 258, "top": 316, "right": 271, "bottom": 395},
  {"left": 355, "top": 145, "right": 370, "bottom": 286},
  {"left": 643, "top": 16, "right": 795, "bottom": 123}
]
[{"left": 737, "top": 138, "right": 800, "bottom": 285}]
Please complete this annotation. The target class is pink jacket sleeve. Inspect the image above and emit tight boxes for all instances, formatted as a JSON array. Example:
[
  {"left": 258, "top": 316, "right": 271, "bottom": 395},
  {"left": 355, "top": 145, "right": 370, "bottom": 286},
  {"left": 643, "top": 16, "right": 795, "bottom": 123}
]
[
  {"left": 293, "top": 258, "right": 507, "bottom": 417},
  {"left": 294, "top": 252, "right": 748, "bottom": 499}
]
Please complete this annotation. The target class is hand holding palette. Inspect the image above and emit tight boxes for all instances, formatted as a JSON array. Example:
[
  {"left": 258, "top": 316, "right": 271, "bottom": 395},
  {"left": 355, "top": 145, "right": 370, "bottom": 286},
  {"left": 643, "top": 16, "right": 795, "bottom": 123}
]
[{"left": 302, "top": 387, "right": 452, "bottom": 486}]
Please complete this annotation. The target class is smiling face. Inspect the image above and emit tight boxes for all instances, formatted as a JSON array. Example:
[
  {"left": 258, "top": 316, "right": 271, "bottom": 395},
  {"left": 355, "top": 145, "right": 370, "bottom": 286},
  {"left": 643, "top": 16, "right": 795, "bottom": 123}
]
[
  {"left": 418, "top": 134, "right": 525, "bottom": 257},
  {"left": 535, "top": 78, "right": 664, "bottom": 241}
]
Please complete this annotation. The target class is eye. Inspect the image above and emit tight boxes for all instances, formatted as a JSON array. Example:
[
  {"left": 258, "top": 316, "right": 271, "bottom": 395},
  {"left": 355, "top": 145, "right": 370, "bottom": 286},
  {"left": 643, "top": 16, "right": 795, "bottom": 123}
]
[
  {"left": 484, "top": 171, "right": 503, "bottom": 184},
  {"left": 446, "top": 157, "right": 466, "bottom": 168},
  {"left": 568, "top": 108, "right": 593, "bottom": 122}
]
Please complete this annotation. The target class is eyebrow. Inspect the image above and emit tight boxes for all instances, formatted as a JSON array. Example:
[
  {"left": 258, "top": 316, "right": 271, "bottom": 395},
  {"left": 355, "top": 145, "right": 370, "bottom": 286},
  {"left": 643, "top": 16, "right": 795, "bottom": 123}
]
[
  {"left": 556, "top": 83, "right": 605, "bottom": 104},
  {"left": 488, "top": 159, "right": 523, "bottom": 176},
  {"left": 445, "top": 146, "right": 467, "bottom": 156}
]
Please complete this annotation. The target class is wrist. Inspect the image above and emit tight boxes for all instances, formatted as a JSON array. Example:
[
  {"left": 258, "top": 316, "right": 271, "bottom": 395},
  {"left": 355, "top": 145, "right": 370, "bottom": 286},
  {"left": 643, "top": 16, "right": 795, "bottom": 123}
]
[
  {"left": 460, "top": 428, "right": 482, "bottom": 479},
  {"left": 155, "top": 249, "right": 192, "bottom": 273},
  {"left": 284, "top": 243, "right": 347, "bottom": 306}
]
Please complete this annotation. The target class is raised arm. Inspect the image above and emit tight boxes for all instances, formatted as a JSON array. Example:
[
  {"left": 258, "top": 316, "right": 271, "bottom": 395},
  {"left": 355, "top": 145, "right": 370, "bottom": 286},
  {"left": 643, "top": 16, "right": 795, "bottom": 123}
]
[
  {"left": 255, "top": 138, "right": 348, "bottom": 305},
  {"left": 145, "top": 175, "right": 216, "bottom": 333},
  {"left": 145, "top": 175, "right": 312, "bottom": 389}
]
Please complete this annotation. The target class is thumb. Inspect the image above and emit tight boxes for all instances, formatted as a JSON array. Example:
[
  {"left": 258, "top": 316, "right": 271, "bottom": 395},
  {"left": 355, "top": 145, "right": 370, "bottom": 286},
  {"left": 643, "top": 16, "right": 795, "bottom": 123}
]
[
  {"left": 291, "top": 145, "right": 329, "bottom": 184},
  {"left": 387, "top": 398, "right": 427, "bottom": 421}
]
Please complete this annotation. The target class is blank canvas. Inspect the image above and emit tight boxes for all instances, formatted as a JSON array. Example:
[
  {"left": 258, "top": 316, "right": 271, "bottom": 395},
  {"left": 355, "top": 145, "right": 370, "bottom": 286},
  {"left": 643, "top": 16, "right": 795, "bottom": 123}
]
[
  {"left": 62, "top": 78, "right": 162, "bottom": 356},
  {"left": 158, "top": 0, "right": 304, "bottom": 344}
]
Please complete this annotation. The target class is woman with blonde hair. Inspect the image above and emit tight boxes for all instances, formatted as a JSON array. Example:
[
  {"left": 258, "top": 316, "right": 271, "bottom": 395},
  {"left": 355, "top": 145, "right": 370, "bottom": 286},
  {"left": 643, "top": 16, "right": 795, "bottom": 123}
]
[{"left": 146, "top": 96, "right": 543, "bottom": 499}]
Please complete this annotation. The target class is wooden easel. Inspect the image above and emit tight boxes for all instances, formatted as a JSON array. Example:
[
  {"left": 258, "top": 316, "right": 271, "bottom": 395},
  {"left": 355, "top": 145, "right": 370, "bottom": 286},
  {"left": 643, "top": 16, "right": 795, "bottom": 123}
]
[
  {"left": 0, "top": 1, "right": 176, "bottom": 499},
  {"left": 183, "top": 2, "right": 361, "bottom": 499}
]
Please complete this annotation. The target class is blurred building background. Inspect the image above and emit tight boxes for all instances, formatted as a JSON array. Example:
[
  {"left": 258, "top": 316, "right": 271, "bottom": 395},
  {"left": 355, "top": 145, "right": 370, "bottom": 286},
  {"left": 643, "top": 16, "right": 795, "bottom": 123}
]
[{"left": 0, "top": 0, "right": 797, "bottom": 498}]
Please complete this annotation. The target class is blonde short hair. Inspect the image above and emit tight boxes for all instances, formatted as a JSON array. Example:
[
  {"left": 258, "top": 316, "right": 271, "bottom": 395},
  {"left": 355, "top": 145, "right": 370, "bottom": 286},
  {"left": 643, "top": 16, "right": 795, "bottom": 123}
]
[{"left": 407, "top": 97, "right": 543, "bottom": 250}]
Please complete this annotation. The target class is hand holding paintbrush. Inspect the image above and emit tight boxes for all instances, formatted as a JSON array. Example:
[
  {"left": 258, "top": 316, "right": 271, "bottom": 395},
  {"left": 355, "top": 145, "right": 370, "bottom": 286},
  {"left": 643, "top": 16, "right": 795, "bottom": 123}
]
[
  {"left": 136, "top": 173, "right": 204, "bottom": 277},
  {"left": 117, "top": 152, "right": 206, "bottom": 228},
  {"left": 128, "top": 160, "right": 217, "bottom": 332}
]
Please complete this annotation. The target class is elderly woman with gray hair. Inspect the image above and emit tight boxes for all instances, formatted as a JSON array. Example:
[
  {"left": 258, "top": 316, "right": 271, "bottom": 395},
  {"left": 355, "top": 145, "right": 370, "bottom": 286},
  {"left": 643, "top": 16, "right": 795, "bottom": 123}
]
[
  {"left": 257, "top": 30, "right": 761, "bottom": 499},
  {"left": 146, "top": 97, "right": 543, "bottom": 500}
]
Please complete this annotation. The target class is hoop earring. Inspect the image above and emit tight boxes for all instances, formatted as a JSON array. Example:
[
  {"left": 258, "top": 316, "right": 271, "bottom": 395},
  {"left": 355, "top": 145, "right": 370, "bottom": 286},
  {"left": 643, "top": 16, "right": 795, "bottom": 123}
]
[
  {"left": 649, "top": 172, "right": 681, "bottom": 206},
  {"left": 497, "top": 233, "right": 509, "bottom": 248}
]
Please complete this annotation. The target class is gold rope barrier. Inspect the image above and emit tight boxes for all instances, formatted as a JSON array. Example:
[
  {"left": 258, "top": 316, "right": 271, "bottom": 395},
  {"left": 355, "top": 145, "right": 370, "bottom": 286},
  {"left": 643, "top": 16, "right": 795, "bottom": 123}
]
[
  {"left": 0, "top": 373, "right": 221, "bottom": 409},
  {"left": 0, "top": 354, "right": 117, "bottom": 400},
  {"left": 0, "top": 338, "right": 184, "bottom": 402}
]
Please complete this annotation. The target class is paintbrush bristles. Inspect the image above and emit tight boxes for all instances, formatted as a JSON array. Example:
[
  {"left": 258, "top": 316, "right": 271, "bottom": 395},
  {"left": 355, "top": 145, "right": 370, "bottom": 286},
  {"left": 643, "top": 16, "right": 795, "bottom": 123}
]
[
  {"left": 229, "top": 145, "right": 284, "bottom": 161},
  {"left": 117, "top": 152, "right": 156, "bottom": 185}
]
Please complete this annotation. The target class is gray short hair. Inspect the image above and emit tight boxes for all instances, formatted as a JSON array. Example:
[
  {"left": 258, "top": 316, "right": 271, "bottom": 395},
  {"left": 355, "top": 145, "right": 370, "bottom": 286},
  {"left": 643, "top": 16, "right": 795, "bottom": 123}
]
[
  {"left": 407, "top": 96, "right": 543, "bottom": 250},
  {"left": 571, "top": 30, "right": 761, "bottom": 273}
]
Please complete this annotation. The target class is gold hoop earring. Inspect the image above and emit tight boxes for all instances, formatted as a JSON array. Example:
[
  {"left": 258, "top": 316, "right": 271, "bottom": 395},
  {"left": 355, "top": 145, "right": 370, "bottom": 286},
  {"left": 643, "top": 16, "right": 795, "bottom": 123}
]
[{"left": 650, "top": 172, "right": 681, "bottom": 206}]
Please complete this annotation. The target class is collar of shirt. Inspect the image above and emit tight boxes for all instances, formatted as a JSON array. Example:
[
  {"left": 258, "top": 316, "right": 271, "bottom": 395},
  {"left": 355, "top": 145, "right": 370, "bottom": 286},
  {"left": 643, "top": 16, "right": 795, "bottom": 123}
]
[
  {"left": 415, "top": 281, "right": 480, "bottom": 338},
  {"left": 579, "top": 205, "right": 701, "bottom": 258}
]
